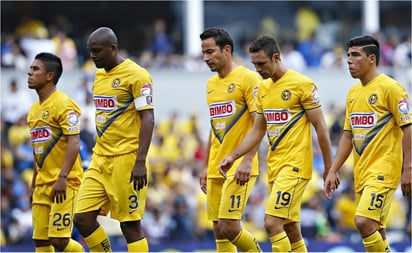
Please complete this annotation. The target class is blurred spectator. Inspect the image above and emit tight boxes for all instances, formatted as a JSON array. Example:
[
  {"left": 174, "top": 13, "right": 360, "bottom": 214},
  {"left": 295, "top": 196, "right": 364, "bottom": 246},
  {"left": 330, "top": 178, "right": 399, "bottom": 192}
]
[
  {"left": 51, "top": 30, "right": 78, "bottom": 71},
  {"left": 281, "top": 40, "right": 307, "bottom": 72},
  {"left": 14, "top": 136, "right": 33, "bottom": 174},
  {"left": 320, "top": 42, "right": 347, "bottom": 69},
  {"left": 7, "top": 115, "right": 30, "bottom": 154},
  {"left": 169, "top": 194, "right": 195, "bottom": 242},
  {"left": 1, "top": 80, "right": 33, "bottom": 138},
  {"left": 380, "top": 34, "right": 399, "bottom": 67},
  {"left": 141, "top": 207, "right": 171, "bottom": 245},
  {"left": 297, "top": 31, "right": 324, "bottom": 68},
  {"left": 393, "top": 35, "right": 411, "bottom": 92},
  {"left": 1, "top": 33, "right": 28, "bottom": 70}
]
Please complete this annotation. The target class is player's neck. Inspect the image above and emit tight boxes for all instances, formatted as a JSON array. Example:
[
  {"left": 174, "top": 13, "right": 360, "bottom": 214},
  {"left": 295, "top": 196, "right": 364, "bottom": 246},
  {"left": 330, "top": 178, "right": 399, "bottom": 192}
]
[
  {"left": 360, "top": 69, "right": 380, "bottom": 86},
  {"left": 37, "top": 85, "right": 56, "bottom": 104},
  {"left": 218, "top": 61, "right": 237, "bottom": 78}
]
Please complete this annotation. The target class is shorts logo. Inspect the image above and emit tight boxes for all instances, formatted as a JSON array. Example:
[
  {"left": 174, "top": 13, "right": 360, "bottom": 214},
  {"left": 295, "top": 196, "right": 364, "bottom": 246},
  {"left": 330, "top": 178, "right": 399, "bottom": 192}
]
[
  {"left": 209, "top": 101, "right": 236, "bottom": 118},
  {"left": 274, "top": 206, "right": 286, "bottom": 210},
  {"left": 112, "top": 78, "right": 121, "bottom": 88},
  {"left": 264, "top": 109, "right": 291, "bottom": 125},
  {"left": 57, "top": 227, "right": 65, "bottom": 231},
  {"left": 129, "top": 209, "right": 137, "bottom": 214},
  {"left": 398, "top": 98, "right": 410, "bottom": 115},
  {"left": 281, "top": 90, "right": 291, "bottom": 101},
  {"left": 350, "top": 112, "right": 377, "bottom": 128},
  {"left": 368, "top": 93, "right": 378, "bottom": 105},
  {"left": 228, "top": 209, "right": 237, "bottom": 212},
  {"left": 31, "top": 126, "right": 52, "bottom": 143},
  {"left": 94, "top": 95, "right": 117, "bottom": 112}
]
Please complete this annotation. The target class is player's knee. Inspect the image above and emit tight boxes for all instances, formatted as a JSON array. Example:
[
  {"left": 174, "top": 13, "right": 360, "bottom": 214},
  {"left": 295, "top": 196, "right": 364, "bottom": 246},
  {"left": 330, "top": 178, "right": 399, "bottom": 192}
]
[
  {"left": 50, "top": 237, "right": 68, "bottom": 251},
  {"left": 219, "top": 220, "right": 240, "bottom": 239},
  {"left": 354, "top": 215, "right": 376, "bottom": 235}
]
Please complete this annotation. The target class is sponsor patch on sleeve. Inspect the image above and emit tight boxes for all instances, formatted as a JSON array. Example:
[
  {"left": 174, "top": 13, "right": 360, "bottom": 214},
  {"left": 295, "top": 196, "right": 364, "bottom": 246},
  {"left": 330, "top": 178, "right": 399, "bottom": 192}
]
[{"left": 134, "top": 83, "right": 153, "bottom": 109}]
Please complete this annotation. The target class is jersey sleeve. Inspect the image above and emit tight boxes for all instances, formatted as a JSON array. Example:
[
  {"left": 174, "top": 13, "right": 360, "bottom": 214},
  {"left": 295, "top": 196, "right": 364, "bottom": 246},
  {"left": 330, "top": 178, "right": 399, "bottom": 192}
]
[
  {"left": 387, "top": 82, "right": 412, "bottom": 127},
  {"left": 301, "top": 81, "right": 321, "bottom": 110},
  {"left": 59, "top": 98, "right": 81, "bottom": 135},
  {"left": 131, "top": 70, "right": 154, "bottom": 111},
  {"left": 243, "top": 72, "right": 261, "bottom": 113}
]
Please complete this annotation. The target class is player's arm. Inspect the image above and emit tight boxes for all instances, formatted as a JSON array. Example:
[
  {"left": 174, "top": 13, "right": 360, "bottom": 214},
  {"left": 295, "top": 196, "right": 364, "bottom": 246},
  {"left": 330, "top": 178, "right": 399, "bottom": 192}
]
[
  {"left": 132, "top": 109, "right": 154, "bottom": 190},
  {"left": 306, "top": 107, "right": 333, "bottom": 179},
  {"left": 324, "top": 130, "right": 353, "bottom": 199},
  {"left": 401, "top": 124, "right": 411, "bottom": 197},
  {"left": 199, "top": 129, "right": 212, "bottom": 194},
  {"left": 53, "top": 134, "right": 81, "bottom": 203},
  {"left": 220, "top": 113, "right": 266, "bottom": 176},
  {"left": 235, "top": 112, "right": 261, "bottom": 185}
]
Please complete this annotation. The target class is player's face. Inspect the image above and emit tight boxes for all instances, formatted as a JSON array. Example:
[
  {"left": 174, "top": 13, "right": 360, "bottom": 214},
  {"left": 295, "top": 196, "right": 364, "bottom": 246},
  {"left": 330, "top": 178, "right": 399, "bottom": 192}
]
[
  {"left": 250, "top": 50, "right": 276, "bottom": 79},
  {"left": 201, "top": 37, "right": 229, "bottom": 72},
  {"left": 87, "top": 38, "right": 115, "bottom": 69},
  {"left": 27, "top": 59, "right": 50, "bottom": 90},
  {"left": 347, "top": 46, "right": 372, "bottom": 79}
]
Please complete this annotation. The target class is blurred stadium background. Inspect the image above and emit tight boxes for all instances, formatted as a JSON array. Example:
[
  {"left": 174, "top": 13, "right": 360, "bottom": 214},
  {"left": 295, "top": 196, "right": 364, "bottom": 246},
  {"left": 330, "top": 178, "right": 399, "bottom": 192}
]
[{"left": 1, "top": 1, "right": 411, "bottom": 252}]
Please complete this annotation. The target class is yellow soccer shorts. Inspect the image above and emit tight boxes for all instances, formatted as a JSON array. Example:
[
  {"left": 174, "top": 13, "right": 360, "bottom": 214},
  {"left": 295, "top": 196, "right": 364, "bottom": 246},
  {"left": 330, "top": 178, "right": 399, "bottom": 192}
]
[
  {"left": 266, "top": 175, "right": 309, "bottom": 223},
  {"left": 207, "top": 175, "right": 257, "bottom": 221},
  {"left": 32, "top": 184, "right": 78, "bottom": 240},
  {"left": 75, "top": 153, "right": 149, "bottom": 222},
  {"left": 355, "top": 184, "right": 395, "bottom": 229}
]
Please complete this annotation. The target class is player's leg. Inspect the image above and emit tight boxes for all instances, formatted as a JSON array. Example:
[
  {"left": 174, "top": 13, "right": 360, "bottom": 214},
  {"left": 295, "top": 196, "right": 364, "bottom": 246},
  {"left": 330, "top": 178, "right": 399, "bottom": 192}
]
[
  {"left": 218, "top": 175, "right": 261, "bottom": 252},
  {"left": 114, "top": 153, "right": 149, "bottom": 252},
  {"left": 208, "top": 178, "right": 236, "bottom": 252},
  {"left": 284, "top": 222, "right": 307, "bottom": 252},
  {"left": 49, "top": 186, "right": 84, "bottom": 252},
  {"left": 355, "top": 185, "right": 394, "bottom": 252},
  {"left": 32, "top": 185, "right": 54, "bottom": 252},
  {"left": 74, "top": 155, "right": 112, "bottom": 252}
]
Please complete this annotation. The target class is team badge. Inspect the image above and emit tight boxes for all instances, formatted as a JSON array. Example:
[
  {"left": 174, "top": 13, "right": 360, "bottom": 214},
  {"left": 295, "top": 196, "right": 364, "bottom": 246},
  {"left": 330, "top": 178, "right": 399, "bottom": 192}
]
[
  {"left": 281, "top": 90, "right": 291, "bottom": 101},
  {"left": 227, "top": 83, "right": 235, "bottom": 93},
  {"left": 398, "top": 98, "right": 410, "bottom": 115},
  {"left": 112, "top": 78, "right": 121, "bottom": 88},
  {"left": 368, "top": 93, "right": 378, "bottom": 105},
  {"left": 42, "top": 110, "right": 50, "bottom": 120},
  {"left": 67, "top": 111, "right": 80, "bottom": 126}
]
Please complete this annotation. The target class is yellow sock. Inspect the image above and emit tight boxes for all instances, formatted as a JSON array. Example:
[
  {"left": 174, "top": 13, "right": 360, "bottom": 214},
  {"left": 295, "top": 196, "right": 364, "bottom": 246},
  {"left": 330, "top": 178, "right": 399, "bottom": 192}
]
[
  {"left": 270, "top": 231, "right": 291, "bottom": 252},
  {"left": 383, "top": 238, "right": 391, "bottom": 252},
  {"left": 36, "top": 245, "right": 55, "bottom": 252},
  {"left": 83, "top": 226, "right": 111, "bottom": 252},
  {"left": 362, "top": 230, "right": 385, "bottom": 252},
  {"left": 291, "top": 239, "right": 307, "bottom": 252},
  {"left": 216, "top": 239, "right": 237, "bottom": 252},
  {"left": 127, "top": 237, "right": 149, "bottom": 252},
  {"left": 231, "top": 228, "right": 262, "bottom": 252},
  {"left": 63, "top": 239, "right": 85, "bottom": 252}
]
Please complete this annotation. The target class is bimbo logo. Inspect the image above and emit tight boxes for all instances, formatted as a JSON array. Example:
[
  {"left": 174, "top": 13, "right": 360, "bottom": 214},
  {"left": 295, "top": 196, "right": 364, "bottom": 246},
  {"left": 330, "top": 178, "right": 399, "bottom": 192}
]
[
  {"left": 209, "top": 101, "right": 235, "bottom": 118},
  {"left": 31, "top": 126, "right": 51, "bottom": 143},
  {"left": 350, "top": 112, "right": 377, "bottom": 128},
  {"left": 94, "top": 95, "right": 117, "bottom": 112},
  {"left": 265, "top": 109, "right": 291, "bottom": 124}
]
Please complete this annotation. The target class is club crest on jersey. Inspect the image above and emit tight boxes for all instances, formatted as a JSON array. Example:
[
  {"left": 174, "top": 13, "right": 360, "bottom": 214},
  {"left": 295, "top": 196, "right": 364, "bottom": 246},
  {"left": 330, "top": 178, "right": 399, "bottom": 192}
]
[
  {"left": 398, "top": 98, "right": 410, "bottom": 115},
  {"left": 42, "top": 110, "right": 50, "bottom": 120},
  {"left": 350, "top": 112, "right": 377, "bottom": 128},
  {"left": 281, "top": 90, "right": 291, "bottom": 101},
  {"left": 112, "top": 78, "right": 121, "bottom": 88},
  {"left": 227, "top": 83, "right": 236, "bottom": 93},
  {"left": 368, "top": 93, "right": 378, "bottom": 105},
  {"left": 264, "top": 109, "right": 291, "bottom": 125},
  {"left": 94, "top": 95, "right": 117, "bottom": 112},
  {"left": 209, "top": 101, "right": 236, "bottom": 118},
  {"left": 31, "top": 126, "right": 51, "bottom": 143},
  {"left": 67, "top": 111, "right": 80, "bottom": 126},
  {"left": 312, "top": 87, "right": 320, "bottom": 104}
]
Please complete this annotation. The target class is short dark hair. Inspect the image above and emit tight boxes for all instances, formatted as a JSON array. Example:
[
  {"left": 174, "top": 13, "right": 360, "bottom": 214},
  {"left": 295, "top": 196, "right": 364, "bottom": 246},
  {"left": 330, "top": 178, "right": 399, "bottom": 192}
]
[
  {"left": 249, "top": 36, "right": 281, "bottom": 58},
  {"left": 200, "top": 27, "right": 234, "bottom": 54},
  {"left": 35, "top": 52, "right": 63, "bottom": 85},
  {"left": 346, "top": 35, "right": 380, "bottom": 66}
]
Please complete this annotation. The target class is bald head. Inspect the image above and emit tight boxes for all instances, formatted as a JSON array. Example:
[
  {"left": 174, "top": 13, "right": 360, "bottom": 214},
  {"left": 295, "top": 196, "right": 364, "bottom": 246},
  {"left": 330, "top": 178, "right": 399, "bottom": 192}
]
[{"left": 88, "top": 27, "right": 118, "bottom": 47}]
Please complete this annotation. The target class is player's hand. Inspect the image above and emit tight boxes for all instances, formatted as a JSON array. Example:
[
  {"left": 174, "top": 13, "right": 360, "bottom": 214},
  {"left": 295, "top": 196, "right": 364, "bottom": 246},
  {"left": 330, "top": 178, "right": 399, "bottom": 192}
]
[
  {"left": 219, "top": 156, "right": 234, "bottom": 178},
  {"left": 130, "top": 160, "right": 148, "bottom": 191},
  {"left": 234, "top": 159, "right": 252, "bottom": 185},
  {"left": 199, "top": 168, "right": 208, "bottom": 194},
  {"left": 323, "top": 172, "right": 340, "bottom": 200},
  {"left": 52, "top": 177, "right": 67, "bottom": 204},
  {"left": 401, "top": 166, "right": 412, "bottom": 197}
]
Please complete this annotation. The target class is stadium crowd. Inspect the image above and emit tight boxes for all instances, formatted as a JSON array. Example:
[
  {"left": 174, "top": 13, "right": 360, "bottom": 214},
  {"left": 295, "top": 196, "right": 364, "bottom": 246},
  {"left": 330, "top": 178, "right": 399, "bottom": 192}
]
[{"left": 1, "top": 12, "right": 411, "bottom": 251}]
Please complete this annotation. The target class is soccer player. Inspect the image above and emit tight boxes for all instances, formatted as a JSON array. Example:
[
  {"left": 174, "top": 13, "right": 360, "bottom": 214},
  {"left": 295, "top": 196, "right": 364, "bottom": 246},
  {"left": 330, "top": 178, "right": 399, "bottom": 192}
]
[
  {"left": 220, "top": 36, "right": 333, "bottom": 252},
  {"left": 324, "top": 35, "right": 412, "bottom": 252},
  {"left": 73, "top": 27, "right": 154, "bottom": 252},
  {"left": 28, "top": 52, "right": 84, "bottom": 252},
  {"left": 199, "top": 27, "right": 262, "bottom": 252}
]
